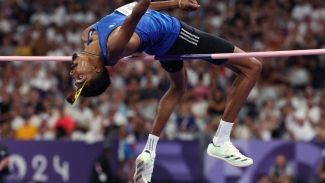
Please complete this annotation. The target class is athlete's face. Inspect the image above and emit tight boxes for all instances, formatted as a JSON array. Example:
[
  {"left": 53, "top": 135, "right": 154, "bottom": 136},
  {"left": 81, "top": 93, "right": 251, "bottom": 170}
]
[
  {"left": 69, "top": 54, "right": 101, "bottom": 89},
  {"left": 67, "top": 54, "right": 111, "bottom": 101}
]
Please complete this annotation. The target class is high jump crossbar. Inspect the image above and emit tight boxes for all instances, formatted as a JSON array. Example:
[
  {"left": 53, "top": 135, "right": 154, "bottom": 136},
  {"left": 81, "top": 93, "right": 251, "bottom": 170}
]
[{"left": 0, "top": 49, "right": 325, "bottom": 62}]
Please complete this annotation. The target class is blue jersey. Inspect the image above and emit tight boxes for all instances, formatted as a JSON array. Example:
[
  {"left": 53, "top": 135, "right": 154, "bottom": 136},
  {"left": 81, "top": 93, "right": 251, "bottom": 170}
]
[{"left": 88, "top": 9, "right": 181, "bottom": 66}]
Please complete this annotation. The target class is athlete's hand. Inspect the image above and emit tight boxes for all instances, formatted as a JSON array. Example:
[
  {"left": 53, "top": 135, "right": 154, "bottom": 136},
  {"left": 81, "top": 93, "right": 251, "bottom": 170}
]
[{"left": 179, "top": 0, "right": 200, "bottom": 12}]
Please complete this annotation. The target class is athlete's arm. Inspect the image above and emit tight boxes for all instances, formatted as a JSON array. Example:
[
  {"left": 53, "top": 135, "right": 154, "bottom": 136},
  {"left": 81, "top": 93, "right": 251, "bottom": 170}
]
[
  {"left": 108, "top": 0, "right": 151, "bottom": 62},
  {"left": 149, "top": 0, "right": 200, "bottom": 11},
  {"left": 148, "top": 0, "right": 178, "bottom": 10}
]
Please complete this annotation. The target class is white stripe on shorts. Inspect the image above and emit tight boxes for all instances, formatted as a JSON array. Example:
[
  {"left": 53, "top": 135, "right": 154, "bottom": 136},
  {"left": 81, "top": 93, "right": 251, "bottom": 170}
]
[
  {"left": 180, "top": 32, "right": 199, "bottom": 43},
  {"left": 181, "top": 28, "right": 200, "bottom": 40},
  {"left": 179, "top": 35, "right": 198, "bottom": 45},
  {"left": 178, "top": 28, "right": 200, "bottom": 45}
]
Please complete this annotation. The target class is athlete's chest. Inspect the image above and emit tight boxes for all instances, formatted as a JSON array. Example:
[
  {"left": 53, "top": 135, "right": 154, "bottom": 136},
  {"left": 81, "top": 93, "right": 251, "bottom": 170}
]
[{"left": 105, "top": 27, "right": 141, "bottom": 56}]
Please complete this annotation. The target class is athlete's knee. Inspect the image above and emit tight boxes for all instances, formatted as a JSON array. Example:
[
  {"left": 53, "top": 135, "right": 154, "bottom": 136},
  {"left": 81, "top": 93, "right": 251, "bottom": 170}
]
[
  {"left": 170, "top": 82, "right": 187, "bottom": 98},
  {"left": 172, "top": 84, "right": 187, "bottom": 97},
  {"left": 247, "top": 57, "right": 262, "bottom": 77},
  {"left": 168, "top": 66, "right": 188, "bottom": 98}
]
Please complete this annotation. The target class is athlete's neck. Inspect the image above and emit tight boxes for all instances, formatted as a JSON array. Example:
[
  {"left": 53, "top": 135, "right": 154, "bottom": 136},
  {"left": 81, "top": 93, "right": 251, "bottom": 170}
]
[{"left": 84, "top": 40, "right": 102, "bottom": 56}]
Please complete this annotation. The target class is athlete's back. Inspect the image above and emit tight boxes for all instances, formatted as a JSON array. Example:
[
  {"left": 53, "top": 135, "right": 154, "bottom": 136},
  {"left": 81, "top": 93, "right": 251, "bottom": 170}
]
[{"left": 90, "top": 2, "right": 181, "bottom": 65}]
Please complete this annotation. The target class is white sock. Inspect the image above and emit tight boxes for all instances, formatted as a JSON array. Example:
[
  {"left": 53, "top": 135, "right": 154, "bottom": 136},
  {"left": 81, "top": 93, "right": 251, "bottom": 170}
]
[
  {"left": 143, "top": 134, "right": 159, "bottom": 157},
  {"left": 212, "top": 119, "right": 234, "bottom": 146}
]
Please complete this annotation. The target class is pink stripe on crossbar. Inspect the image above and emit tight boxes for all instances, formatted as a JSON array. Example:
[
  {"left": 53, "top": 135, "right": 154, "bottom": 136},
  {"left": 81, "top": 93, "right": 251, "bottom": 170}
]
[
  {"left": 210, "top": 49, "right": 325, "bottom": 59},
  {"left": 0, "top": 49, "right": 324, "bottom": 62}
]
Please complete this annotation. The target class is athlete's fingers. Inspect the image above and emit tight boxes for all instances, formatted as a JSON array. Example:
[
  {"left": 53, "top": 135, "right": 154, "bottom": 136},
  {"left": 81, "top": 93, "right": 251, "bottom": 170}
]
[
  {"left": 191, "top": 0, "right": 199, "bottom": 5},
  {"left": 190, "top": 1, "right": 200, "bottom": 7},
  {"left": 189, "top": 3, "right": 200, "bottom": 10},
  {"left": 181, "top": 1, "right": 200, "bottom": 11}
]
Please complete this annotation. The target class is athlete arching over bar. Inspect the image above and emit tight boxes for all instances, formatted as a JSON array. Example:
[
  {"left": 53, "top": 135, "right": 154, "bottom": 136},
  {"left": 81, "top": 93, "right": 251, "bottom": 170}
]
[{"left": 69, "top": 0, "right": 261, "bottom": 182}]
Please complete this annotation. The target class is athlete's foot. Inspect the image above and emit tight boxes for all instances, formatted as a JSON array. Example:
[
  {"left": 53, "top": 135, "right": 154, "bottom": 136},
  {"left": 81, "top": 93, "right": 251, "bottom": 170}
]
[
  {"left": 207, "top": 141, "right": 253, "bottom": 167},
  {"left": 133, "top": 151, "right": 155, "bottom": 183}
]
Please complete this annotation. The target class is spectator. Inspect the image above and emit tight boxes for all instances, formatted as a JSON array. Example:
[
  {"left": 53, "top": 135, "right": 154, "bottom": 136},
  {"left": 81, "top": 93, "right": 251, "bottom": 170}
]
[
  {"left": 0, "top": 91, "right": 12, "bottom": 123},
  {"left": 46, "top": 43, "right": 65, "bottom": 57},
  {"left": 98, "top": 94, "right": 110, "bottom": 116},
  {"left": 314, "top": 149, "right": 325, "bottom": 183},
  {"left": 71, "top": 99, "right": 93, "bottom": 133},
  {"left": 163, "top": 112, "right": 178, "bottom": 139},
  {"left": 313, "top": 118, "right": 325, "bottom": 142},
  {"left": 232, "top": 117, "right": 255, "bottom": 140},
  {"left": 118, "top": 110, "right": 137, "bottom": 183},
  {"left": 257, "top": 174, "right": 271, "bottom": 183},
  {"left": 90, "top": 148, "right": 123, "bottom": 183},
  {"left": 13, "top": 39, "right": 32, "bottom": 56},
  {"left": 102, "top": 111, "right": 120, "bottom": 149},
  {"left": 207, "top": 89, "right": 226, "bottom": 117},
  {"left": 0, "top": 122, "right": 14, "bottom": 140},
  {"left": 140, "top": 69, "right": 160, "bottom": 88},
  {"left": 276, "top": 87, "right": 302, "bottom": 110},
  {"left": 34, "top": 114, "right": 55, "bottom": 140},
  {"left": 0, "top": 141, "right": 10, "bottom": 183},
  {"left": 85, "top": 107, "right": 105, "bottom": 143},
  {"left": 291, "top": 0, "right": 312, "bottom": 21},
  {"left": 288, "top": 57, "right": 310, "bottom": 91},
  {"left": 15, "top": 114, "right": 38, "bottom": 140},
  {"left": 54, "top": 105, "right": 75, "bottom": 139},
  {"left": 107, "top": 69, "right": 125, "bottom": 89},
  {"left": 285, "top": 108, "right": 315, "bottom": 142},
  {"left": 319, "top": 91, "right": 325, "bottom": 111},
  {"left": 305, "top": 96, "right": 321, "bottom": 127},
  {"left": 113, "top": 81, "right": 126, "bottom": 103},
  {"left": 0, "top": 37, "right": 13, "bottom": 56},
  {"left": 269, "top": 154, "right": 295, "bottom": 183},
  {"left": 10, "top": 107, "right": 24, "bottom": 132},
  {"left": 177, "top": 103, "right": 198, "bottom": 133},
  {"left": 191, "top": 94, "right": 208, "bottom": 131},
  {"left": 273, "top": 58, "right": 290, "bottom": 87},
  {"left": 138, "top": 78, "right": 160, "bottom": 122},
  {"left": 30, "top": 6, "right": 50, "bottom": 26},
  {"left": 107, "top": 104, "right": 127, "bottom": 127},
  {"left": 31, "top": 29, "right": 49, "bottom": 56},
  {"left": 187, "top": 63, "right": 210, "bottom": 87},
  {"left": 259, "top": 99, "right": 280, "bottom": 140},
  {"left": 139, "top": 78, "right": 161, "bottom": 101},
  {"left": 192, "top": 74, "right": 208, "bottom": 99},
  {"left": 271, "top": 105, "right": 290, "bottom": 140}
]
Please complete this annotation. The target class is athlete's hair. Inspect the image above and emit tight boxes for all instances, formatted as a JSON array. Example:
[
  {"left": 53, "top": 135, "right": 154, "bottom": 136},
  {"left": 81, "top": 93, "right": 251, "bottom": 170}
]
[{"left": 80, "top": 66, "right": 111, "bottom": 97}]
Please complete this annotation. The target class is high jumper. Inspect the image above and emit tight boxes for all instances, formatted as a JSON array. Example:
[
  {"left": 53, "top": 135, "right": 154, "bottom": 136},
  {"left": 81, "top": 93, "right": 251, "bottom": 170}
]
[{"left": 70, "top": 0, "right": 258, "bottom": 182}]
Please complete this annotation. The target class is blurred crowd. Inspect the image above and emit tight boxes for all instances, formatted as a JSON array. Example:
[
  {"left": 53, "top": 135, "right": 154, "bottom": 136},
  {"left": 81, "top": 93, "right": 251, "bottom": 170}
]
[
  {"left": 257, "top": 151, "right": 325, "bottom": 183},
  {"left": 0, "top": 0, "right": 325, "bottom": 145}
]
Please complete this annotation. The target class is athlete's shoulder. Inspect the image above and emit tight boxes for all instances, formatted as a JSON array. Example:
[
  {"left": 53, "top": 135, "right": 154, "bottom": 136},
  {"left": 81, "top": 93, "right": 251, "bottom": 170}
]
[{"left": 82, "top": 24, "right": 94, "bottom": 42}]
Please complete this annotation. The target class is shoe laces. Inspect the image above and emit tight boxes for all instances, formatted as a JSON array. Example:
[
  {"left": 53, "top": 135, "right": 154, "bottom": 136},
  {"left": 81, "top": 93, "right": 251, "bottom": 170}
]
[{"left": 228, "top": 142, "right": 243, "bottom": 156}]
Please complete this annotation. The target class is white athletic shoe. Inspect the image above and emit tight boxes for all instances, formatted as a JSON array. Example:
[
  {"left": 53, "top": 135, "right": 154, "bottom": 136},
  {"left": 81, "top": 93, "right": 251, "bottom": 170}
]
[
  {"left": 133, "top": 151, "right": 155, "bottom": 183},
  {"left": 207, "top": 141, "right": 253, "bottom": 167}
]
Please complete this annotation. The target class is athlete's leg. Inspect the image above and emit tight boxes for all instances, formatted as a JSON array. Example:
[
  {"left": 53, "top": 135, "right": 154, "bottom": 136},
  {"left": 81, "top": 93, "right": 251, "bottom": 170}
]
[
  {"left": 133, "top": 65, "right": 188, "bottom": 183},
  {"left": 175, "top": 21, "right": 260, "bottom": 166},
  {"left": 207, "top": 47, "right": 260, "bottom": 167},
  {"left": 220, "top": 47, "right": 262, "bottom": 122},
  {"left": 151, "top": 66, "right": 188, "bottom": 135}
]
